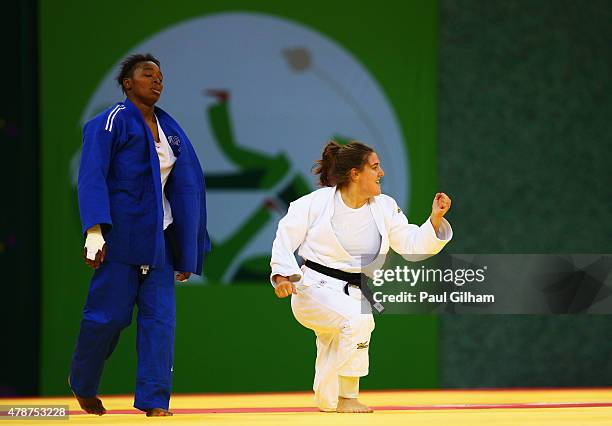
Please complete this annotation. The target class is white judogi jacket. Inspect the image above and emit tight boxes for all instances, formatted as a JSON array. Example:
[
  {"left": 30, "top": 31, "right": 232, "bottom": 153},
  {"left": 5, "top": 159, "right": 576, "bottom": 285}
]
[{"left": 270, "top": 186, "right": 452, "bottom": 287}]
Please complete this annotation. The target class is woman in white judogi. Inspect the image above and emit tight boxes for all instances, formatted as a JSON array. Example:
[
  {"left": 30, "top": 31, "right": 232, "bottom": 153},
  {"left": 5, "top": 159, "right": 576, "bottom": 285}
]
[{"left": 270, "top": 141, "right": 452, "bottom": 413}]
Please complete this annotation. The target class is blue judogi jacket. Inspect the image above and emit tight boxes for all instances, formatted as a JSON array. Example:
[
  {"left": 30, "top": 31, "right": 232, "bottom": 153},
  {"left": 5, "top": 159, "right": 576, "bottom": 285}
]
[{"left": 78, "top": 98, "right": 211, "bottom": 275}]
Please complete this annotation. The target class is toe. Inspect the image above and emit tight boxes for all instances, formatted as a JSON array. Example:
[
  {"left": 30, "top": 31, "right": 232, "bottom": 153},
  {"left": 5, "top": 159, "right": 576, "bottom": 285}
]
[{"left": 146, "top": 408, "right": 173, "bottom": 417}]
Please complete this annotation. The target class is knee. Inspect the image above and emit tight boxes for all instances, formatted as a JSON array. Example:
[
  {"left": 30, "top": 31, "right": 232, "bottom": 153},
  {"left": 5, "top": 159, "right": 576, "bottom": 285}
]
[
  {"left": 341, "top": 315, "right": 374, "bottom": 338},
  {"left": 138, "top": 308, "right": 176, "bottom": 328},
  {"left": 83, "top": 308, "right": 133, "bottom": 331},
  {"left": 137, "top": 295, "right": 176, "bottom": 328}
]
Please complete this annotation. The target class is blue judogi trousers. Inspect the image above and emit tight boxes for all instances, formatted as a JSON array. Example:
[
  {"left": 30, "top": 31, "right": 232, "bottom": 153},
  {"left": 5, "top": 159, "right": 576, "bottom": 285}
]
[{"left": 69, "top": 235, "right": 175, "bottom": 411}]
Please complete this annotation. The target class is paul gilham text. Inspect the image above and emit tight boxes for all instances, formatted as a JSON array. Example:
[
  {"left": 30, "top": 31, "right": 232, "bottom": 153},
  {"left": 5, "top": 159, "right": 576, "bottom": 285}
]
[
  {"left": 373, "top": 291, "right": 495, "bottom": 304},
  {"left": 421, "top": 291, "right": 494, "bottom": 303}
]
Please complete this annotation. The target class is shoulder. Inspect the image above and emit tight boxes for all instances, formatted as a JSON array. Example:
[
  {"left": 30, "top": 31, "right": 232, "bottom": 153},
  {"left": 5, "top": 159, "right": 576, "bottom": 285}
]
[
  {"left": 373, "top": 193, "right": 401, "bottom": 212},
  {"left": 311, "top": 186, "right": 334, "bottom": 200},
  {"left": 84, "top": 102, "right": 126, "bottom": 133},
  {"left": 288, "top": 186, "right": 332, "bottom": 210},
  {"left": 300, "top": 186, "right": 333, "bottom": 204}
]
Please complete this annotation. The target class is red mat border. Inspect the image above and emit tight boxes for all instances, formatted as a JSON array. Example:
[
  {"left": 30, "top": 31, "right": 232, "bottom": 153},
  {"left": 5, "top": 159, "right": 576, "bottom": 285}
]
[
  {"left": 4, "top": 387, "right": 612, "bottom": 400},
  {"left": 68, "top": 401, "right": 612, "bottom": 415}
]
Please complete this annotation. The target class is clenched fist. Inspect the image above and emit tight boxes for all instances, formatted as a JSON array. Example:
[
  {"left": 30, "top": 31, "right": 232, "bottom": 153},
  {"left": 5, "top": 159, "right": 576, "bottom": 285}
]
[
  {"left": 175, "top": 272, "right": 191, "bottom": 282},
  {"left": 83, "top": 245, "right": 106, "bottom": 269},
  {"left": 430, "top": 192, "right": 452, "bottom": 233},
  {"left": 273, "top": 275, "right": 297, "bottom": 298}
]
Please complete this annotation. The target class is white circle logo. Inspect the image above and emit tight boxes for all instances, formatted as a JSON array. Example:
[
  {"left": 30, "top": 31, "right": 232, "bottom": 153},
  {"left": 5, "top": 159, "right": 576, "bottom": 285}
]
[{"left": 80, "top": 12, "right": 408, "bottom": 283}]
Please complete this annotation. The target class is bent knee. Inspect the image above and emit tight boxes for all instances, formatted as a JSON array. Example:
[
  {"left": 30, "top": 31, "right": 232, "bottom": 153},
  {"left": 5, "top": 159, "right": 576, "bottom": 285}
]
[{"left": 341, "top": 315, "right": 374, "bottom": 337}]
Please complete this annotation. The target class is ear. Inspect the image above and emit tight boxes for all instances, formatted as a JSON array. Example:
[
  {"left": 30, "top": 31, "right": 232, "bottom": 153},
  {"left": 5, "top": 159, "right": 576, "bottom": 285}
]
[
  {"left": 123, "top": 77, "right": 132, "bottom": 92},
  {"left": 350, "top": 168, "right": 360, "bottom": 181}
]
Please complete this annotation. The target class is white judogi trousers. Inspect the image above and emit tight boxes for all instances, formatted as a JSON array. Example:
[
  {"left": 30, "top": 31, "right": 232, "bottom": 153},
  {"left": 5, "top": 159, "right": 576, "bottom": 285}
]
[{"left": 291, "top": 270, "right": 375, "bottom": 411}]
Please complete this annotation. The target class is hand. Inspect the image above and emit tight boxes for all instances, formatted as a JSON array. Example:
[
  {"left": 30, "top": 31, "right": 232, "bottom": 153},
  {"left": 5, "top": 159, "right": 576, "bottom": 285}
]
[
  {"left": 83, "top": 244, "right": 106, "bottom": 269},
  {"left": 176, "top": 272, "right": 191, "bottom": 282},
  {"left": 274, "top": 279, "right": 297, "bottom": 298},
  {"left": 431, "top": 192, "right": 451, "bottom": 219},
  {"left": 430, "top": 192, "right": 452, "bottom": 233}
]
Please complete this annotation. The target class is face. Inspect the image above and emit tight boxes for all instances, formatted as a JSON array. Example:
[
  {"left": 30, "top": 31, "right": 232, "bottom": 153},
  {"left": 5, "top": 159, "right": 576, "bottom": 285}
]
[
  {"left": 353, "top": 152, "right": 384, "bottom": 197},
  {"left": 123, "top": 61, "right": 163, "bottom": 105}
]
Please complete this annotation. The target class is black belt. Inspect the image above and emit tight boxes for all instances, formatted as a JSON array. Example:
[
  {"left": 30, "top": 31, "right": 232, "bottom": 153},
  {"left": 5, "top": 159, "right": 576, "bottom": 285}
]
[{"left": 304, "top": 260, "right": 384, "bottom": 314}]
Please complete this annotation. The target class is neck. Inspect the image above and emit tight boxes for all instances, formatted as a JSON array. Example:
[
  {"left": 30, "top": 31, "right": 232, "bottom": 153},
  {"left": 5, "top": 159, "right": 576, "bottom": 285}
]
[
  {"left": 339, "top": 185, "right": 369, "bottom": 209},
  {"left": 128, "top": 96, "right": 155, "bottom": 121}
]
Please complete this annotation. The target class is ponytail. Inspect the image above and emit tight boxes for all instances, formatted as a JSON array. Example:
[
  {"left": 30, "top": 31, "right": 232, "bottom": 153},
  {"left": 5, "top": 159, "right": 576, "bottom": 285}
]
[{"left": 313, "top": 141, "right": 342, "bottom": 186}]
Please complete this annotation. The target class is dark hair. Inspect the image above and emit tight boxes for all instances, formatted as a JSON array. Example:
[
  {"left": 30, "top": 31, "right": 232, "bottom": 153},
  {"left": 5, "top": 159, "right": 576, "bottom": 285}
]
[
  {"left": 313, "top": 140, "right": 374, "bottom": 188},
  {"left": 116, "top": 53, "right": 161, "bottom": 94}
]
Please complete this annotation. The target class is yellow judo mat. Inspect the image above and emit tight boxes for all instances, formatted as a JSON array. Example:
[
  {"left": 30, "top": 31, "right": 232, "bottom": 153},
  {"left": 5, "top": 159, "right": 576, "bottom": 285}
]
[{"left": 1, "top": 388, "right": 612, "bottom": 425}]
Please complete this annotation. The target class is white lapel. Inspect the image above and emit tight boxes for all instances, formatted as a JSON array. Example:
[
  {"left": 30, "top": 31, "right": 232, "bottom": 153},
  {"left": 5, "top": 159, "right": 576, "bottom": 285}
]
[{"left": 368, "top": 196, "right": 390, "bottom": 254}]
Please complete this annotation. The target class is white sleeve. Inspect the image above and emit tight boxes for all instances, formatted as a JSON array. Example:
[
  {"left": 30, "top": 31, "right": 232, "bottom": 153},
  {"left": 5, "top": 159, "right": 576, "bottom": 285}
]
[
  {"left": 269, "top": 195, "right": 312, "bottom": 287},
  {"left": 387, "top": 198, "right": 453, "bottom": 260}
]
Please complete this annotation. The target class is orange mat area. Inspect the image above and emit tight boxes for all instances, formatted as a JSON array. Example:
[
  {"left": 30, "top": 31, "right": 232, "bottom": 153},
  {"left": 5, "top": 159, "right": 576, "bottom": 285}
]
[{"left": 1, "top": 388, "right": 612, "bottom": 425}]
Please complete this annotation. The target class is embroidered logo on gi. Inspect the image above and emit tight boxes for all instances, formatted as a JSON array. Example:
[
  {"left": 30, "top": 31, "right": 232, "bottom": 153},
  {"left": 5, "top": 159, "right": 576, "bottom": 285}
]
[
  {"left": 356, "top": 341, "right": 369, "bottom": 349},
  {"left": 397, "top": 208, "right": 402, "bottom": 213},
  {"left": 167, "top": 135, "right": 182, "bottom": 153}
]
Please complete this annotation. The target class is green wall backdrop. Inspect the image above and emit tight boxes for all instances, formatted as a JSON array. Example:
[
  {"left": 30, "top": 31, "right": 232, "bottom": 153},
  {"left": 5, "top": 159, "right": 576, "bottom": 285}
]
[
  {"left": 40, "top": 1, "right": 440, "bottom": 395},
  {"left": 438, "top": 0, "right": 612, "bottom": 387}
]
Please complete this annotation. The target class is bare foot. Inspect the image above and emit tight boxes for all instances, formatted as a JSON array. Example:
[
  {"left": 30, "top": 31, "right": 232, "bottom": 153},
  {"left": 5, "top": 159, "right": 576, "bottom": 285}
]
[
  {"left": 69, "top": 375, "right": 106, "bottom": 415},
  {"left": 146, "top": 408, "right": 174, "bottom": 417},
  {"left": 336, "top": 397, "right": 373, "bottom": 413},
  {"left": 74, "top": 395, "right": 107, "bottom": 415}
]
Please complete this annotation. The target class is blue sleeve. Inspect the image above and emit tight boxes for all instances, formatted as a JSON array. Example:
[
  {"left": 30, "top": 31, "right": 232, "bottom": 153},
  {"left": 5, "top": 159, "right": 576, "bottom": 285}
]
[
  {"left": 77, "top": 118, "right": 115, "bottom": 235},
  {"left": 166, "top": 128, "right": 211, "bottom": 275},
  {"left": 196, "top": 142, "right": 211, "bottom": 274}
]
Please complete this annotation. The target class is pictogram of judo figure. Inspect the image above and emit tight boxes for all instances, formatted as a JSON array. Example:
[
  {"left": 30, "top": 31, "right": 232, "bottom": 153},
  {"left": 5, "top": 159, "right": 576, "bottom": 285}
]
[
  {"left": 270, "top": 141, "right": 452, "bottom": 413},
  {"left": 69, "top": 54, "right": 210, "bottom": 417},
  {"left": 201, "top": 89, "right": 311, "bottom": 282}
]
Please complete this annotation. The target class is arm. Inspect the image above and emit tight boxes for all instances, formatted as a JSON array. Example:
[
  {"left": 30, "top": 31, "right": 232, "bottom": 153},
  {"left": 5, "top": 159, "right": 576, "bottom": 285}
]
[
  {"left": 270, "top": 195, "right": 311, "bottom": 297},
  {"left": 388, "top": 193, "right": 453, "bottom": 260},
  {"left": 77, "top": 117, "right": 117, "bottom": 268}
]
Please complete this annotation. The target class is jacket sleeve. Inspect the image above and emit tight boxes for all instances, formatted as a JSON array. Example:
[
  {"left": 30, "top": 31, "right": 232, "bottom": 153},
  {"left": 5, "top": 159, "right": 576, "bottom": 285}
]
[
  {"left": 77, "top": 118, "right": 116, "bottom": 235},
  {"left": 387, "top": 197, "right": 453, "bottom": 260},
  {"left": 169, "top": 137, "right": 211, "bottom": 276},
  {"left": 269, "top": 194, "right": 312, "bottom": 287}
]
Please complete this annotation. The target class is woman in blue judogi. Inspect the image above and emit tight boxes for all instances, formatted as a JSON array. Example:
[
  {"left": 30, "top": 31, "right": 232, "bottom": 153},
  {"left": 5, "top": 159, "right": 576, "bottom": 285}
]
[{"left": 69, "top": 54, "right": 210, "bottom": 417}]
